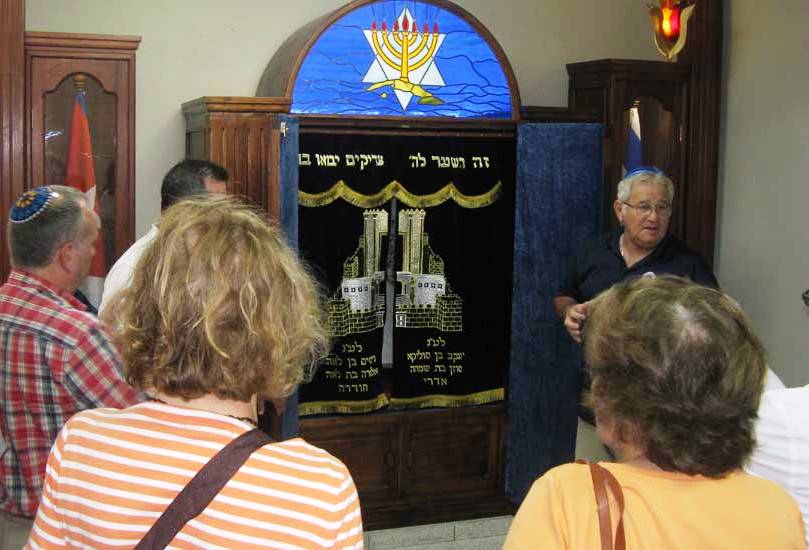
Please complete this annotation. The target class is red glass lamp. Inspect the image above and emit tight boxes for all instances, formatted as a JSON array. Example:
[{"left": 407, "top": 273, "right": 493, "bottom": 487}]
[{"left": 648, "top": 0, "right": 695, "bottom": 60}]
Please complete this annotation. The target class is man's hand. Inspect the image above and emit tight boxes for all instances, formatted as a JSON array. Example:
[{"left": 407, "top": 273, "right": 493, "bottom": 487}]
[{"left": 563, "top": 301, "right": 589, "bottom": 344}]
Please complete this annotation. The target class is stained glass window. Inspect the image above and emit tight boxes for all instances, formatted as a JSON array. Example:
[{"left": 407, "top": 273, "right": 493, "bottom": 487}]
[{"left": 291, "top": 1, "right": 514, "bottom": 118}]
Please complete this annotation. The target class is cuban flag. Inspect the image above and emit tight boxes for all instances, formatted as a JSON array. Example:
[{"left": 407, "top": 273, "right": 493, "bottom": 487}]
[
  {"left": 65, "top": 88, "right": 106, "bottom": 308},
  {"left": 623, "top": 105, "right": 642, "bottom": 174}
]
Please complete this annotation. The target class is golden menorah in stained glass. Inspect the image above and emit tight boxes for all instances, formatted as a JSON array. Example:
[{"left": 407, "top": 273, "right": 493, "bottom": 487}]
[{"left": 364, "top": 9, "right": 445, "bottom": 107}]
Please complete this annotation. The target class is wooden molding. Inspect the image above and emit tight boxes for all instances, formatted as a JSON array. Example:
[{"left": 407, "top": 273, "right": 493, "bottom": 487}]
[
  {"left": 25, "top": 31, "right": 141, "bottom": 51},
  {"left": 521, "top": 106, "right": 600, "bottom": 123},
  {"left": 677, "top": 0, "right": 723, "bottom": 266},
  {"left": 0, "top": 0, "right": 26, "bottom": 280},
  {"left": 567, "top": 58, "right": 689, "bottom": 81},
  {"left": 182, "top": 96, "right": 292, "bottom": 115}
]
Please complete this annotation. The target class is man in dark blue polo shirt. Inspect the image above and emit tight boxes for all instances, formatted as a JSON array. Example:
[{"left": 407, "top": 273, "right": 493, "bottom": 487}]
[
  {"left": 555, "top": 167, "right": 718, "bottom": 429},
  {"left": 554, "top": 166, "right": 717, "bottom": 344}
]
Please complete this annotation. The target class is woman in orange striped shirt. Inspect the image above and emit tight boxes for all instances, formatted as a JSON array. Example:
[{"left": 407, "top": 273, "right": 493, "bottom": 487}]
[{"left": 26, "top": 196, "right": 363, "bottom": 549}]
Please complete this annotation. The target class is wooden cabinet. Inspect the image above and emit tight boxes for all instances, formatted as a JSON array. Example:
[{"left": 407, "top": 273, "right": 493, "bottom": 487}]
[
  {"left": 182, "top": 97, "right": 291, "bottom": 220},
  {"left": 300, "top": 412, "right": 400, "bottom": 506},
  {"left": 567, "top": 59, "right": 690, "bottom": 239},
  {"left": 403, "top": 411, "right": 500, "bottom": 496},
  {"left": 182, "top": 99, "right": 514, "bottom": 529},
  {"left": 25, "top": 32, "right": 139, "bottom": 267},
  {"left": 299, "top": 404, "right": 510, "bottom": 530},
  {"left": 567, "top": 53, "right": 723, "bottom": 266}
]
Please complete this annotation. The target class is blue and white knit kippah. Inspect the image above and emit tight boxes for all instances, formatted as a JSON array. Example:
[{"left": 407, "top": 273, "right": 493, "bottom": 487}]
[
  {"left": 624, "top": 166, "right": 664, "bottom": 178},
  {"left": 9, "top": 187, "right": 55, "bottom": 224}
]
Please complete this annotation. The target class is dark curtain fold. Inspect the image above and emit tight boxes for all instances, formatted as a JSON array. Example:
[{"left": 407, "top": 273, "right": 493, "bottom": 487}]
[{"left": 505, "top": 123, "right": 603, "bottom": 502}]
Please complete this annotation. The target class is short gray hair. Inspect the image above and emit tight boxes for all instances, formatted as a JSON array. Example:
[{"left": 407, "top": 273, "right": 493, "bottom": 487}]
[
  {"left": 617, "top": 170, "right": 675, "bottom": 203},
  {"left": 8, "top": 185, "right": 88, "bottom": 268}
]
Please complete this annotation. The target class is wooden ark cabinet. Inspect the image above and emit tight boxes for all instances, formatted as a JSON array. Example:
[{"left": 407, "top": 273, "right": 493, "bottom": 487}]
[
  {"left": 182, "top": 99, "right": 515, "bottom": 529},
  {"left": 178, "top": 0, "right": 721, "bottom": 532},
  {"left": 25, "top": 32, "right": 139, "bottom": 268},
  {"left": 180, "top": 0, "right": 527, "bottom": 529}
]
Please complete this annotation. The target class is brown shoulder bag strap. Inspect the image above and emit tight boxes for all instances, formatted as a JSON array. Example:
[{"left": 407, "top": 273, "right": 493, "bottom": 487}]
[
  {"left": 583, "top": 461, "right": 626, "bottom": 550},
  {"left": 134, "top": 428, "right": 273, "bottom": 550}
]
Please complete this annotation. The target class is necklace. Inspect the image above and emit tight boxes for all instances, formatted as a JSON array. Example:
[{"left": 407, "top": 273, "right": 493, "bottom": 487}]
[{"left": 150, "top": 398, "right": 258, "bottom": 427}]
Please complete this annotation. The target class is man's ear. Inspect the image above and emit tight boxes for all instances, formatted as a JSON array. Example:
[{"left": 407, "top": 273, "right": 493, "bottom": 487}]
[
  {"left": 55, "top": 240, "right": 77, "bottom": 273},
  {"left": 613, "top": 200, "right": 625, "bottom": 225}
]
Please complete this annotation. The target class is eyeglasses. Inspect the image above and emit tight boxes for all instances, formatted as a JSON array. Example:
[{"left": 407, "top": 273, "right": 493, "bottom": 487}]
[{"left": 622, "top": 201, "right": 672, "bottom": 217}]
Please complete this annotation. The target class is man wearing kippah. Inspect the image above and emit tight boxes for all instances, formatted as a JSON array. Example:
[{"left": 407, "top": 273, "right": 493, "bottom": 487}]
[
  {"left": 555, "top": 167, "right": 718, "bottom": 346},
  {"left": 0, "top": 186, "right": 142, "bottom": 547}
]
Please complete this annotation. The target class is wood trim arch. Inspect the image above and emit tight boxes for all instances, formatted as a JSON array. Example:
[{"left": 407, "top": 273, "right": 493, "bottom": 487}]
[{"left": 39, "top": 66, "right": 119, "bottom": 96}]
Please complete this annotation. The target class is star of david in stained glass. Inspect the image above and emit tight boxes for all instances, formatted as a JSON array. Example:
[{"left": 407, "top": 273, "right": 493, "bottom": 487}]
[{"left": 362, "top": 8, "right": 447, "bottom": 112}]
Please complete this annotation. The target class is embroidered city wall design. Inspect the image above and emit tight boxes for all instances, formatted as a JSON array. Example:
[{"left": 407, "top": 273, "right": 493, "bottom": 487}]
[
  {"left": 291, "top": 1, "right": 513, "bottom": 118},
  {"left": 296, "top": 133, "right": 514, "bottom": 415},
  {"left": 327, "top": 208, "right": 463, "bottom": 339}
]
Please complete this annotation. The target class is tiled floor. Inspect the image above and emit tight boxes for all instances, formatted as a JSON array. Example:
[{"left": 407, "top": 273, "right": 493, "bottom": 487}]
[{"left": 364, "top": 515, "right": 512, "bottom": 550}]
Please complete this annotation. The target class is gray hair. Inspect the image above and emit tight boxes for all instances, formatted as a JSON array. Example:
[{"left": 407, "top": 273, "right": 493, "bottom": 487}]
[
  {"left": 616, "top": 171, "right": 675, "bottom": 203},
  {"left": 8, "top": 185, "right": 89, "bottom": 268}
]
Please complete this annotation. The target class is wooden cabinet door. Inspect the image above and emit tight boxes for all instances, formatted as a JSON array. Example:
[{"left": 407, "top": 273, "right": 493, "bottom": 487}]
[
  {"left": 26, "top": 33, "right": 138, "bottom": 266},
  {"left": 401, "top": 407, "right": 502, "bottom": 497},
  {"left": 299, "top": 414, "right": 400, "bottom": 505}
]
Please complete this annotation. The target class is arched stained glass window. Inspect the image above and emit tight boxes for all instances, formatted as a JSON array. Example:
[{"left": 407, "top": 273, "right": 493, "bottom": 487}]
[{"left": 289, "top": 0, "right": 517, "bottom": 118}]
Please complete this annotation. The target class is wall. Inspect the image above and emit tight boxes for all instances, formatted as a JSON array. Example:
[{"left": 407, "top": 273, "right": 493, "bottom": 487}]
[
  {"left": 26, "top": 0, "right": 657, "bottom": 236},
  {"left": 717, "top": 0, "right": 809, "bottom": 386}
]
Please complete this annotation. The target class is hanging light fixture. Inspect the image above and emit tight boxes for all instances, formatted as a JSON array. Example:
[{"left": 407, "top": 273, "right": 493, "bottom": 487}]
[{"left": 648, "top": 0, "right": 695, "bottom": 60}]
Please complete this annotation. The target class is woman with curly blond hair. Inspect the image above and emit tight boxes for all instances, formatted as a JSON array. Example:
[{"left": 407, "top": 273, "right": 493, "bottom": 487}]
[
  {"left": 26, "top": 196, "right": 364, "bottom": 549},
  {"left": 505, "top": 276, "right": 803, "bottom": 549}
]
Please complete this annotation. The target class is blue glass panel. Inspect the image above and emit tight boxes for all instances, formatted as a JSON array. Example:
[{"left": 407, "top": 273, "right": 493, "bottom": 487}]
[{"left": 291, "top": 0, "right": 513, "bottom": 118}]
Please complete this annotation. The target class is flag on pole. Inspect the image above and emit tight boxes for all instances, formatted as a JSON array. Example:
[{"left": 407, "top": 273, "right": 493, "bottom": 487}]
[
  {"left": 623, "top": 105, "right": 642, "bottom": 175},
  {"left": 65, "top": 85, "right": 106, "bottom": 308}
]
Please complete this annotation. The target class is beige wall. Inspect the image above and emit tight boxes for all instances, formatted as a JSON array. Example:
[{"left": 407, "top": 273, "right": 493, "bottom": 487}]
[
  {"left": 717, "top": 0, "right": 809, "bottom": 385},
  {"left": 26, "top": 0, "right": 657, "bottom": 235}
]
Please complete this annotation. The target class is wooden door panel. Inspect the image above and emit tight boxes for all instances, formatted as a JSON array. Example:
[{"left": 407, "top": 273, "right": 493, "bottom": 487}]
[
  {"left": 300, "top": 416, "right": 399, "bottom": 503},
  {"left": 403, "top": 412, "right": 500, "bottom": 495}
]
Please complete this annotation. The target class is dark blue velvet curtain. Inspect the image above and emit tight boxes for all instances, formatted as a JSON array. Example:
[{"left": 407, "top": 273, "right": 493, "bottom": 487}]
[
  {"left": 506, "top": 123, "right": 603, "bottom": 502},
  {"left": 278, "top": 114, "right": 301, "bottom": 440}
]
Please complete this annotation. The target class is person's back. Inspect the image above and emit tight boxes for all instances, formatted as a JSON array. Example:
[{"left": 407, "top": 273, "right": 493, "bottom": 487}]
[
  {"left": 29, "top": 402, "right": 362, "bottom": 549},
  {"left": 0, "top": 270, "right": 125, "bottom": 513},
  {"left": 1, "top": 186, "right": 140, "bottom": 547},
  {"left": 505, "top": 461, "right": 804, "bottom": 549},
  {"left": 507, "top": 276, "right": 805, "bottom": 550},
  {"left": 26, "top": 196, "right": 362, "bottom": 548},
  {"left": 747, "top": 385, "right": 809, "bottom": 547}
]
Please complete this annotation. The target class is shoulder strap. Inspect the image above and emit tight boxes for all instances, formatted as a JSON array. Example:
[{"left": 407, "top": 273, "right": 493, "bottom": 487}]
[
  {"left": 135, "top": 428, "right": 273, "bottom": 550},
  {"left": 586, "top": 462, "right": 626, "bottom": 550}
]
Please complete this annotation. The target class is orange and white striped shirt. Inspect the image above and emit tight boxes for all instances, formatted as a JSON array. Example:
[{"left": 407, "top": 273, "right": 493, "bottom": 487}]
[{"left": 26, "top": 401, "right": 363, "bottom": 549}]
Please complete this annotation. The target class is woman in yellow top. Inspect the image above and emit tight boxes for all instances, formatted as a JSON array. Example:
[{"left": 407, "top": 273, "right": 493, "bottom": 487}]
[{"left": 505, "top": 276, "right": 804, "bottom": 549}]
